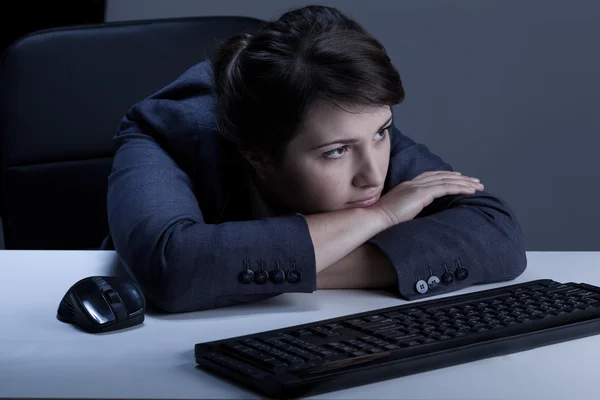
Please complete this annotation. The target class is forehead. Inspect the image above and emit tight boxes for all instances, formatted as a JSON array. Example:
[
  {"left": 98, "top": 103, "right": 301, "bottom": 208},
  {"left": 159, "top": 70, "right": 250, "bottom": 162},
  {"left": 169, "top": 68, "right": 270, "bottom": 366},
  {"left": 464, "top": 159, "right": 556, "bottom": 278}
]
[{"left": 293, "top": 101, "right": 392, "bottom": 147}]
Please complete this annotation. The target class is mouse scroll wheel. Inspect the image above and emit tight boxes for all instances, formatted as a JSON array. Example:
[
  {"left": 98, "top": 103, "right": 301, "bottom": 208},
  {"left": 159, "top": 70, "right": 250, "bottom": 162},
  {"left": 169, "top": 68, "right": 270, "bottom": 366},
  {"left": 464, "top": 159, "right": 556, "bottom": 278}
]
[{"left": 104, "top": 289, "right": 120, "bottom": 304}]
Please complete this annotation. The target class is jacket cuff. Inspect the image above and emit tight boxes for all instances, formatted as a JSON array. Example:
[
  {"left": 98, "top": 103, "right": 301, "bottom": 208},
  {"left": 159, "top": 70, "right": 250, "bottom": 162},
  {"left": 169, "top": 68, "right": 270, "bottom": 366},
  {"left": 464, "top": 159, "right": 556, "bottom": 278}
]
[
  {"left": 367, "top": 219, "right": 474, "bottom": 299},
  {"left": 367, "top": 206, "right": 526, "bottom": 301}
]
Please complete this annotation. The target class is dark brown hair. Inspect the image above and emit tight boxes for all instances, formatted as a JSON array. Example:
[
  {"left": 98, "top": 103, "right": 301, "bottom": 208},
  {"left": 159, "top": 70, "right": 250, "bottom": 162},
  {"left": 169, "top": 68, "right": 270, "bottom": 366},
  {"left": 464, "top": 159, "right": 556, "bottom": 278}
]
[{"left": 211, "top": 5, "right": 405, "bottom": 160}]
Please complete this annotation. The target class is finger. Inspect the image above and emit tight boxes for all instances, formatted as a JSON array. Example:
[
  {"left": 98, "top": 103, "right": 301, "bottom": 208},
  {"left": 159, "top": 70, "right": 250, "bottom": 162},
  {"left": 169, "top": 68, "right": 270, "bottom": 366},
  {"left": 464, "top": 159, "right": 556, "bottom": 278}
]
[
  {"left": 420, "top": 181, "right": 484, "bottom": 194},
  {"left": 425, "top": 184, "right": 481, "bottom": 199},
  {"left": 419, "top": 179, "right": 484, "bottom": 190},
  {"left": 414, "top": 174, "right": 482, "bottom": 185},
  {"left": 413, "top": 172, "right": 477, "bottom": 184},
  {"left": 412, "top": 170, "right": 462, "bottom": 180}
]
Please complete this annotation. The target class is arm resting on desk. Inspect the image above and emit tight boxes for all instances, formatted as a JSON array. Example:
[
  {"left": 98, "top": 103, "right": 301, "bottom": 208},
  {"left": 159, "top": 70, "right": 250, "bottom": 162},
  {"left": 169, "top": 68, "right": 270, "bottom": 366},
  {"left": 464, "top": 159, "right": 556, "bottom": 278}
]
[
  {"left": 316, "top": 126, "right": 526, "bottom": 297},
  {"left": 107, "top": 65, "right": 321, "bottom": 313},
  {"left": 108, "top": 126, "right": 319, "bottom": 313},
  {"left": 364, "top": 126, "right": 527, "bottom": 299},
  {"left": 108, "top": 63, "right": 526, "bottom": 310},
  {"left": 107, "top": 64, "right": 394, "bottom": 313},
  {"left": 316, "top": 191, "right": 526, "bottom": 296}
]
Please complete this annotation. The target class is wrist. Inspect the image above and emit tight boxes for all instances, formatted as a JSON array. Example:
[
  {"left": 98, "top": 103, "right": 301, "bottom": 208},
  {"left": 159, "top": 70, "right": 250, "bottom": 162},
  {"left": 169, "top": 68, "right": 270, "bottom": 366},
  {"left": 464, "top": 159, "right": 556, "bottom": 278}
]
[
  {"left": 349, "top": 206, "right": 390, "bottom": 237},
  {"left": 365, "top": 204, "right": 394, "bottom": 232}
]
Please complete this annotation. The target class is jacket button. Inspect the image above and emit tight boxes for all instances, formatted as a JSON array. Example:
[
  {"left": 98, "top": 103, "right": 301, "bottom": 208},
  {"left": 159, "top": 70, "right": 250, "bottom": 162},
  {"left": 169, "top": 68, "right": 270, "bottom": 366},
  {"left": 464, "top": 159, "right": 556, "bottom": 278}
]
[
  {"left": 455, "top": 267, "right": 469, "bottom": 280},
  {"left": 427, "top": 275, "right": 440, "bottom": 289},
  {"left": 442, "top": 271, "right": 455, "bottom": 285},
  {"left": 287, "top": 269, "right": 302, "bottom": 283},
  {"left": 238, "top": 269, "right": 254, "bottom": 284},
  {"left": 454, "top": 259, "right": 468, "bottom": 280},
  {"left": 415, "top": 279, "right": 429, "bottom": 294},
  {"left": 254, "top": 269, "right": 269, "bottom": 284},
  {"left": 270, "top": 269, "right": 285, "bottom": 283}
]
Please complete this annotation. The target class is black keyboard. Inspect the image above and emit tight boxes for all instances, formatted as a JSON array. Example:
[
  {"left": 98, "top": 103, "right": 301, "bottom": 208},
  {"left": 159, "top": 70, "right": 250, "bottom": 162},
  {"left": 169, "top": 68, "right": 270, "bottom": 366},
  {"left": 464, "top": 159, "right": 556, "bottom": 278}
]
[{"left": 194, "top": 279, "right": 600, "bottom": 399}]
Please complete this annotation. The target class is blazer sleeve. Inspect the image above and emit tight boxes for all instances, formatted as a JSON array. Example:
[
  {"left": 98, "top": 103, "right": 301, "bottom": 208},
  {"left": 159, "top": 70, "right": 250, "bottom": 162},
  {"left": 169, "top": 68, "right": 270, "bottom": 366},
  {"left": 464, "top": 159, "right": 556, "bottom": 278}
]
[
  {"left": 106, "top": 67, "right": 317, "bottom": 313},
  {"left": 367, "top": 125, "right": 527, "bottom": 300}
]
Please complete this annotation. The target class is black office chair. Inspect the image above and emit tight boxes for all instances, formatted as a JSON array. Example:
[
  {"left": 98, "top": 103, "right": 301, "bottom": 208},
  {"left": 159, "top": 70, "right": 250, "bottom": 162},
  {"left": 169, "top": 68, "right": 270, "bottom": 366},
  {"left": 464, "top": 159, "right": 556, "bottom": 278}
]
[{"left": 0, "top": 16, "right": 265, "bottom": 249}]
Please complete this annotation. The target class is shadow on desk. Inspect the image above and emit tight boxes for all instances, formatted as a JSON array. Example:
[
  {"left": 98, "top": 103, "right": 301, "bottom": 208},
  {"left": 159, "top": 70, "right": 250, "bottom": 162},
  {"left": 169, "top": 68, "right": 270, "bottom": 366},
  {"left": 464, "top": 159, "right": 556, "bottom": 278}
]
[
  {"left": 147, "top": 286, "right": 399, "bottom": 321},
  {"left": 147, "top": 289, "right": 399, "bottom": 324},
  {"left": 147, "top": 294, "right": 320, "bottom": 321}
]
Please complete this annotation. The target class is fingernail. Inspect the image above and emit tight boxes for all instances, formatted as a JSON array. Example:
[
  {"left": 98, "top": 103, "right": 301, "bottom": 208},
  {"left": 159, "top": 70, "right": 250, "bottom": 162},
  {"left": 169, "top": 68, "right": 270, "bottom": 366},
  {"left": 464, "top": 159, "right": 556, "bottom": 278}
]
[{"left": 471, "top": 177, "right": 480, "bottom": 182}]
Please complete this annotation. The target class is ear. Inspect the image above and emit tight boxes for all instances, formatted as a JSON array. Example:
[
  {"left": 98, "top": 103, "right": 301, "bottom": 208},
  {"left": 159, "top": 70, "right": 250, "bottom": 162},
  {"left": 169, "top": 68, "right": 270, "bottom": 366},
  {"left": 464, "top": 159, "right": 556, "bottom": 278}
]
[{"left": 241, "top": 150, "right": 276, "bottom": 180}]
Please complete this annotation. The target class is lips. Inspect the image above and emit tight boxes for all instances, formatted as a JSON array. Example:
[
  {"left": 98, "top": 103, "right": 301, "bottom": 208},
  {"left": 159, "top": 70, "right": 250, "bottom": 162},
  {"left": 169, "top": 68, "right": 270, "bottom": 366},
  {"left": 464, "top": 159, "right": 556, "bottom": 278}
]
[{"left": 347, "top": 191, "right": 381, "bottom": 207}]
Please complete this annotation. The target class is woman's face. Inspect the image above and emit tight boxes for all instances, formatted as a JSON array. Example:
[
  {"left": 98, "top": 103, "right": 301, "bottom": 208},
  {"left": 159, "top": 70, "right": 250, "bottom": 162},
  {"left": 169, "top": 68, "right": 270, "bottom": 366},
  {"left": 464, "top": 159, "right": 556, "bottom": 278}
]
[{"left": 260, "top": 101, "right": 393, "bottom": 215}]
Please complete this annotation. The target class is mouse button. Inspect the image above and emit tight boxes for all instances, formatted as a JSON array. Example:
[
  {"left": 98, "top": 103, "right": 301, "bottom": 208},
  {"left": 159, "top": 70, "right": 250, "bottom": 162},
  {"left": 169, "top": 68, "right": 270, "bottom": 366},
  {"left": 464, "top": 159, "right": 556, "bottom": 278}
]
[
  {"left": 104, "top": 289, "right": 121, "bottom": 304},
  {"left": 74, "top": 279, "right": 116, "bottom": 325},
  {"left": 109, "top": 300, "right": 129, "bottom": 322},
  {"left": 113, "top": 282, "right": 145, "bottom": 315}
]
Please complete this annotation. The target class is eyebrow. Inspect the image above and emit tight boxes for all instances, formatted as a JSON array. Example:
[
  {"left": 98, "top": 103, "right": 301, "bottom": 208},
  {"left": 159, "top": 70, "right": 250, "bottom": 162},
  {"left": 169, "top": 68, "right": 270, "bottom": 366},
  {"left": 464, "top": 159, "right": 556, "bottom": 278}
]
[{"left": 310, "top": 115, "right": 394, "bottom": 150}]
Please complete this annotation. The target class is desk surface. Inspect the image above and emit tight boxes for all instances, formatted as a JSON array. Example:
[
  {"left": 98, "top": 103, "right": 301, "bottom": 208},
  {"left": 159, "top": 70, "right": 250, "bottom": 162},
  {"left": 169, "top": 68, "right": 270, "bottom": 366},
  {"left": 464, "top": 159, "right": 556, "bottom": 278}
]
[{"left": 1, "top": 250, "right": 599, "bottom": 399}]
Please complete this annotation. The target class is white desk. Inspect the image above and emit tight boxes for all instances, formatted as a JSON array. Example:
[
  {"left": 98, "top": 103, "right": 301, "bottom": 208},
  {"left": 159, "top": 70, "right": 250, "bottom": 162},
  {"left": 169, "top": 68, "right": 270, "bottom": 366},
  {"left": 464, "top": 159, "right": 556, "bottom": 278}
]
[{"left": 1, "top": 251, "right": 599, "bottom": 399}]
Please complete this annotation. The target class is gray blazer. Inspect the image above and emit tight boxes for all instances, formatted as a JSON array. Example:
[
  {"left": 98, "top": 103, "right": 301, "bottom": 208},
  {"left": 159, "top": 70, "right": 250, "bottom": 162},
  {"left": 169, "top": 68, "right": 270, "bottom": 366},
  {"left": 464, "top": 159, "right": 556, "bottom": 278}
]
[{"left": 104, "top": 60, "right": 527, "bottom": 313}]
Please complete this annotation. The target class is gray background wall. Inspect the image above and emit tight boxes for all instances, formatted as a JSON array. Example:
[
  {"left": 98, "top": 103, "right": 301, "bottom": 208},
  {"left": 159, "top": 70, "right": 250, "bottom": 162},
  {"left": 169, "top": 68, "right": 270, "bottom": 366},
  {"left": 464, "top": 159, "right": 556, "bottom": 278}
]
[{"left": 106, "top": 0, "right": 600, "bottom": 251}]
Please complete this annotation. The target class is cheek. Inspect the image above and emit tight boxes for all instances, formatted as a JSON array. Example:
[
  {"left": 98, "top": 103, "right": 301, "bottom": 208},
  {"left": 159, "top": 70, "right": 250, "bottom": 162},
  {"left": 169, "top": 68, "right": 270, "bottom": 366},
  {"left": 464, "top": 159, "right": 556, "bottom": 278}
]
[
  {"left": 380, "top": 140, "right": 391, "bottom": 173},
  {"left": 300, "top": 163, "right": 344, "bottom": 193}
]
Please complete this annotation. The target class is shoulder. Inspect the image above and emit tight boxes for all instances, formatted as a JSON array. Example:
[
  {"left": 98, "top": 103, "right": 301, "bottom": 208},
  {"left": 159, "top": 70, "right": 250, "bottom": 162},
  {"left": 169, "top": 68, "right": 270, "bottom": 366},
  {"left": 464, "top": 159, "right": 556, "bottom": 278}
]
[
  {"left": 130, "top": 60, "right": 219, "bottom": 130},
  {"left": 121, "top": 59, "right": 221, "bottom": 139},
  {"left": 115, "top": 60, "right": 227, "bottom": 174}
]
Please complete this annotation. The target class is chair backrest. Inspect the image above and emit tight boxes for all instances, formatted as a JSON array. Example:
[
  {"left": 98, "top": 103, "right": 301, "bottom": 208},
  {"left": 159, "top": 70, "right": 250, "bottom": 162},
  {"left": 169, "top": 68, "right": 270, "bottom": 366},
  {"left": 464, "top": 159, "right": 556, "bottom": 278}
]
[{"left": 0, "top": 16, "right": 265, "bottom": 249}]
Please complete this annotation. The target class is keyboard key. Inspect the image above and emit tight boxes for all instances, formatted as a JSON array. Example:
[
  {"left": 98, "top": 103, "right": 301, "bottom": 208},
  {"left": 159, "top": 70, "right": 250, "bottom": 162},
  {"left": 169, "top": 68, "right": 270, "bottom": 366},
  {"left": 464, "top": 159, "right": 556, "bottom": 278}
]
[
  {"left": 345, "top": 318, "right": 366, "bottom": 326},
  {"left": 310, "top": 327, "right": 339, "bottom": 337},
  {"left": 360, "top": 319, "right": 396, "bottom": 329},
  {"left": 364, "top": 315, "right": 385, "bottom": 321},
  {"left": 292, "top": 329, "right": 313, "bottom": 337},
  {"left": 382, "top": 311, "right": 405, "bottom": 319},
  {"left": 395, "top": 335, "right": 425, "bottom": 344}
]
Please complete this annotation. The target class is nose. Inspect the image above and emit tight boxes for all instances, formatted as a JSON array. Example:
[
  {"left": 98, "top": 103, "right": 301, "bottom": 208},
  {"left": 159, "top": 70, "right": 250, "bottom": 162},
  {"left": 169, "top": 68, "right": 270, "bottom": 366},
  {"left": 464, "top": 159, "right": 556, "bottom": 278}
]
[{"left": 352, "top": 149, "right": 385, "bottom": 189}]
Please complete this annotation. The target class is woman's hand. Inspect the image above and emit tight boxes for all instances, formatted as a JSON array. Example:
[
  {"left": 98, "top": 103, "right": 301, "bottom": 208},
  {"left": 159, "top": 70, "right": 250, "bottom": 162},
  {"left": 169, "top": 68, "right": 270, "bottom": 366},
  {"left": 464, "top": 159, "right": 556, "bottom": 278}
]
[{"left": 369, "top": 171, "right": 484, "bottom": 229}]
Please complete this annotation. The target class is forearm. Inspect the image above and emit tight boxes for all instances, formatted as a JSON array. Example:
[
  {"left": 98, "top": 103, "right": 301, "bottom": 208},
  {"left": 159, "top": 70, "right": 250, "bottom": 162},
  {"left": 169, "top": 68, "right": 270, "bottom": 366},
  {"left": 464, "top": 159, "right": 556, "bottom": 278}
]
[
  {"left": 368, "top": 193, "right": 527, "bottom": 300},
  {"left": 305, "top": 207, "right": 388, "bottom": 274},
  {"left": 316, "top": 243, "right": 396, "bottom": 289}
]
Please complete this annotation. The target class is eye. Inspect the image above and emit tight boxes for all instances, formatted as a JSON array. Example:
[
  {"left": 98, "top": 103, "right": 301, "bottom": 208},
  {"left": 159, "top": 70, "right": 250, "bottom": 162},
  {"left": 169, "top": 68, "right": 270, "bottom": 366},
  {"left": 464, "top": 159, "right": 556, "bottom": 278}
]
[
  {"left": 323, "top": 145, "right": 348, "bottom": 159},
  {"left": 374, "top": 126, "right": 390, "bottom": 141}
]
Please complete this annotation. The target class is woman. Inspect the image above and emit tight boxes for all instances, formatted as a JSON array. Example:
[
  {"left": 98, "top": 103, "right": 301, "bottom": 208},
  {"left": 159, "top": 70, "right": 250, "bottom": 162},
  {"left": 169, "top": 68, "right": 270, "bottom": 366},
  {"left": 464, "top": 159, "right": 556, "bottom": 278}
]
[{"left": 105, "top": 5, "right": 527, "bottom": 313}]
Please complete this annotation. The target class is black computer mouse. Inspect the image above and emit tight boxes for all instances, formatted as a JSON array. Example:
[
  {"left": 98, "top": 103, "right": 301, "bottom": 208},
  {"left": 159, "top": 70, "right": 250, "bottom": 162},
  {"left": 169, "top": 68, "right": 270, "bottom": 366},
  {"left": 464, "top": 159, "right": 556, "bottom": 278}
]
[{"left": 57, "top": 276, "right": 146, "bottom": 333}]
